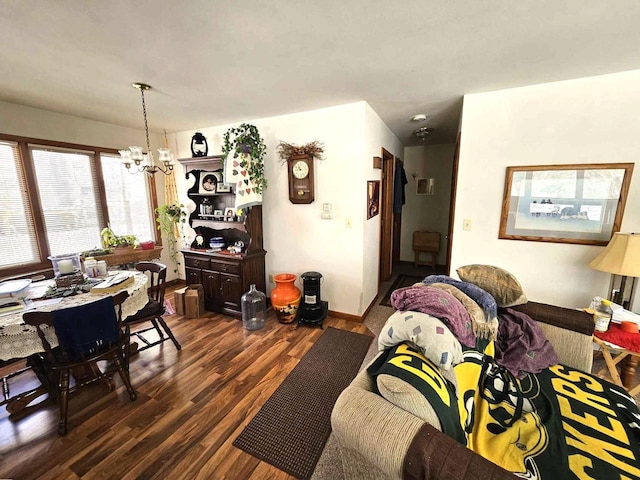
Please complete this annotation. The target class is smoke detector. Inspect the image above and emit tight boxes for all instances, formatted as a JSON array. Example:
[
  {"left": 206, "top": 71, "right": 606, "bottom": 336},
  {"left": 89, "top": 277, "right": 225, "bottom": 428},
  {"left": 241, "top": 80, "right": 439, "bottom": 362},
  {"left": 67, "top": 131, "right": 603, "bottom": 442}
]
[
  {"left": 411, "top": 114, "right": 428, "bottom": 122},
  {"left": 413, "top": 126, "right": 435, "bottom": 140}
]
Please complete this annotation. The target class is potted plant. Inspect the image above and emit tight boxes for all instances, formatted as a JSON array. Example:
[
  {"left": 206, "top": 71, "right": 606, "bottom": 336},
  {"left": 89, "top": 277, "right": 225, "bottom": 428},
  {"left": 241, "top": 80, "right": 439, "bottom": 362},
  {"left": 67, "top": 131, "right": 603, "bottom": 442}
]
[
  {"left": 222, "top": 123, "right": 268, "bottom": 194},
  {"left": 100, "top": 226, "right": 137, "bottom": 251},
  {"left": 155, "top": 203, "right": 186, "bottom": 271}
]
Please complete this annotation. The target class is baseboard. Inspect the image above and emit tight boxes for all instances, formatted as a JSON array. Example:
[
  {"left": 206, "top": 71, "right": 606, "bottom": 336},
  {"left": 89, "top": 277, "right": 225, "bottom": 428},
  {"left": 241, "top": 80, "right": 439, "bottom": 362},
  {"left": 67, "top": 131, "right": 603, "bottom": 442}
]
[{"left": 328, "top": 294, "right": 379, "bottom": 323}]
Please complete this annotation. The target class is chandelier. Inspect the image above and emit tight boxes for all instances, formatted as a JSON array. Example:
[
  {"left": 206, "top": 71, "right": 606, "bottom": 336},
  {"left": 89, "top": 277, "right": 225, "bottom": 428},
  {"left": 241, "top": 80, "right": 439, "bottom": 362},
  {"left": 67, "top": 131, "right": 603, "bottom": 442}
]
[
  {"left": 414, "top": 126, "right": 435, "bottom": 141},
  {"left": 119, "top": 83, "right": 174, "bottom": 176}
]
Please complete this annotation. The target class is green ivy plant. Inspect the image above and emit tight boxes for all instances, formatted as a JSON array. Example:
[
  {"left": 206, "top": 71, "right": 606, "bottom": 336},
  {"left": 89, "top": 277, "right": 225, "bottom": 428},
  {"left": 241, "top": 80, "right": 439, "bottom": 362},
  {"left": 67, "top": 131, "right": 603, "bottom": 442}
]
[
  {"left": 155, "top": 203, "right": 186, "bottom": 271},
  {"left": 221, "top": 123, "right": 268, "bottom": 194}
]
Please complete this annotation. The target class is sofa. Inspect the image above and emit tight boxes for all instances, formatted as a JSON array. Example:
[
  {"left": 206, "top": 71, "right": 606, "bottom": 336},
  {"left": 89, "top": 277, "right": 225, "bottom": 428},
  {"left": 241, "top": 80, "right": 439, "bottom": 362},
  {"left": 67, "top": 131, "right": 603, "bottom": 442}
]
[{"left": 331, "top": 300, "right": 596, "bottom": 480}]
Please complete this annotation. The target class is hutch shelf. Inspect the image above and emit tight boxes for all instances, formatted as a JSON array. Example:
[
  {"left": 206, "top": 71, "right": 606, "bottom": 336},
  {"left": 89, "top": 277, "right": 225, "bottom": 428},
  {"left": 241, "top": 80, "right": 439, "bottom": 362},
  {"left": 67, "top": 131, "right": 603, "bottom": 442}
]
[{"left": 178, "top": 155, "right": 266, "bottom": 318}]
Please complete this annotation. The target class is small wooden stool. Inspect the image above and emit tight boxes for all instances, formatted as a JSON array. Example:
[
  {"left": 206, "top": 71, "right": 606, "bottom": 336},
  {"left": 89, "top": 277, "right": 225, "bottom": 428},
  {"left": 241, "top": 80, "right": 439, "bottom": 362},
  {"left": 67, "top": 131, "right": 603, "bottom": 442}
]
[
  {"left": 593, "top": 337, "right": 640, "bottom": 397},
  {"left": 413, "top": 231, "right": 440, "bottom": 270}
]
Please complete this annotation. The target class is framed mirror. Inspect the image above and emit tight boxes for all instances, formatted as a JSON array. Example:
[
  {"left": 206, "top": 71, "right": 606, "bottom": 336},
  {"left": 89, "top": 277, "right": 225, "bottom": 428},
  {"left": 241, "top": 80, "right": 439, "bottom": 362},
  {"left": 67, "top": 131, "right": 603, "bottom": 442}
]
[{"left": 499, "top": 163, "right": 634, "bottom": 245}]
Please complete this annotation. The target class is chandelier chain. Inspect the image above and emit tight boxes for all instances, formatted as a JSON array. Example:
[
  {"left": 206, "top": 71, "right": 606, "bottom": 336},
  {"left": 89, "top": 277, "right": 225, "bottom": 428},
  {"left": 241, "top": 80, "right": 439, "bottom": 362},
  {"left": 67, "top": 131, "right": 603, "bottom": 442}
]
[{"left": 140, "top": 87, "right": 152, "bottom": 156}]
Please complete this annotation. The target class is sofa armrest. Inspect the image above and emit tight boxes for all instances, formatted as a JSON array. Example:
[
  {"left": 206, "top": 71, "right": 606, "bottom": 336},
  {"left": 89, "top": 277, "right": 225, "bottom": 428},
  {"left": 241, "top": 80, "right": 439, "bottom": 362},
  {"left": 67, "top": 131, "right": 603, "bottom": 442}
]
[
  {"left": 404, "top": 423, "right": 514, "bottom": 480},
  {"left": 511, "top": 301, "right": 593, "bottom": 335},
  {"left": 331, "top": 370, "right": 425, "bottom": 480}
]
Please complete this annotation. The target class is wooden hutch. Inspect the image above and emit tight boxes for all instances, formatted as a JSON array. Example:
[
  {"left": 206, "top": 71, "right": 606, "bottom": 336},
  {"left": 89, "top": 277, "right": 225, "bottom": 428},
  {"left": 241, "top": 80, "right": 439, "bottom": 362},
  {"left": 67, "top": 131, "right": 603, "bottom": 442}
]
[{"left": 178, "top": 156, "right": 266, "bottom": 318}]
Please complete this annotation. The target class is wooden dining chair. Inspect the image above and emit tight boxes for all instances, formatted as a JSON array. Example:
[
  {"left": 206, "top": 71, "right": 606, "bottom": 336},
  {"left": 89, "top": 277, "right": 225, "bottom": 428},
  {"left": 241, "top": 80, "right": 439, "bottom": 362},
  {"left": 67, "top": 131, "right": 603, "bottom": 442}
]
[
  {"left": 123, "top": 262, "right": 181, "bottom": 361},
  {"left": 23, "top": 290, "right": 136, "bottom": 435}
]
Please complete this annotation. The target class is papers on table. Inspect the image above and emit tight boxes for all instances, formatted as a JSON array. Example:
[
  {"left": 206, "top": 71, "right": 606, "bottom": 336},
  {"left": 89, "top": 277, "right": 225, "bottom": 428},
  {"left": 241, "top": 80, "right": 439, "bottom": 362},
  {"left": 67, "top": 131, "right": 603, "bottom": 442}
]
[{"left": 90, "top": 272, "right": 135, "bottom": 294}]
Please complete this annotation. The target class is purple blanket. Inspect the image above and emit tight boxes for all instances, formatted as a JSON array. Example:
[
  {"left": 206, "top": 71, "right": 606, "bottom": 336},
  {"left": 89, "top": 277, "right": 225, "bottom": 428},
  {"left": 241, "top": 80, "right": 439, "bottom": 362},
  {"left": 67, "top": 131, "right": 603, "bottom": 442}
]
[
  {"left": 496, "top": 307, "right": 558, "bottom": 378},
  {"left": 390, "top": 286, "right": 475, "bottom": 347}
]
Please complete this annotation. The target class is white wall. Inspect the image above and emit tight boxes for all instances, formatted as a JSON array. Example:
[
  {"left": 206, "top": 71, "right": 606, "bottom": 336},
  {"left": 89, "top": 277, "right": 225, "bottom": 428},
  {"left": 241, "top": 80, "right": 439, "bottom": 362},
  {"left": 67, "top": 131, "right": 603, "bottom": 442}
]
[
  {"left": 0, "top": 101, "right": 178, "bottom": 279},
  {"left": 363, "top": 104, "right": 404, "bottom": 310},
  {"left": 170, "top": 101, "right": 402, "bottom": 316},
  {"left": 452, "top": 70, "right": 640, "bottom": 310},
  {"left": 401, "top": 144, "right": 455, "bottom": 265}
]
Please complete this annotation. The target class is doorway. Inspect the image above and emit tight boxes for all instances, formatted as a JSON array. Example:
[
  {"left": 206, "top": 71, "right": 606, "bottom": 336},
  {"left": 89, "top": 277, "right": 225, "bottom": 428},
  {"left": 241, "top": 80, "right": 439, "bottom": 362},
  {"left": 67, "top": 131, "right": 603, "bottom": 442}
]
[{"left": 378, "top": 148, "right": 395, "bottom": 283}]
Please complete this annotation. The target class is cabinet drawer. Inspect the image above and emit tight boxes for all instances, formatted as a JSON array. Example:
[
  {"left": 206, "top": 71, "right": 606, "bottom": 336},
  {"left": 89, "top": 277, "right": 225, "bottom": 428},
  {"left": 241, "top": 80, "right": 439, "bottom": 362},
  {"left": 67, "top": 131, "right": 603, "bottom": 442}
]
[
  {"left": 185, "top": 256, "right": 210, "bottom": 269},
  {"left": 210, "top": 261, "right": 240, "bottom": 275}
]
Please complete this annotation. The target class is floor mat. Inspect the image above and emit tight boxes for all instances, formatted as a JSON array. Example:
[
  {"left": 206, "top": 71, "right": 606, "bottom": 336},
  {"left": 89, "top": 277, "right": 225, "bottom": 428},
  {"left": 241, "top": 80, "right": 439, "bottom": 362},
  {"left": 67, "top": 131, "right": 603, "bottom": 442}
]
[
  {"left": 378, "top": 274, "right": 425, "bottom": 307},
  {"left": 233, "top": 327, "right": 372, "bottom": 480}
]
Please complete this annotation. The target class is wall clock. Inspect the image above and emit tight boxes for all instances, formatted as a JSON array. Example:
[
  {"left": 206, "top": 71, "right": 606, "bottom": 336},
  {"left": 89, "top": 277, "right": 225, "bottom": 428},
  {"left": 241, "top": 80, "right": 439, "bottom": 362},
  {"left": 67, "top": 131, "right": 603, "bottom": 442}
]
[{"left": 287, "top": 154, "right": 314, "bottom": 204}]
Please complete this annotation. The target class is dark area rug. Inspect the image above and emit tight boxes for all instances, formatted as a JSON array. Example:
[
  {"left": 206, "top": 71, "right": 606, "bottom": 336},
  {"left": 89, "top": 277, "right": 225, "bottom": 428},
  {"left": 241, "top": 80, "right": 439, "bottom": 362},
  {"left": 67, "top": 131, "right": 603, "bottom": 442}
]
[
  {"left": 233, "top": 327, "right": 372, "bottom": 480},
  {"left": 379, "top": 274, "right": 425, "bottom": 307}
]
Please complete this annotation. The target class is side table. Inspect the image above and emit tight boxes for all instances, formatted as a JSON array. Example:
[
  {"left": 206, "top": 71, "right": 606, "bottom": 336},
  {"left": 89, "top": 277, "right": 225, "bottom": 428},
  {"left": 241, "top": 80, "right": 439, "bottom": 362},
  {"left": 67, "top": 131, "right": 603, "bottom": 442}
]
[{"left": 593, "top": 323, "right": 640, "bottom": 396}]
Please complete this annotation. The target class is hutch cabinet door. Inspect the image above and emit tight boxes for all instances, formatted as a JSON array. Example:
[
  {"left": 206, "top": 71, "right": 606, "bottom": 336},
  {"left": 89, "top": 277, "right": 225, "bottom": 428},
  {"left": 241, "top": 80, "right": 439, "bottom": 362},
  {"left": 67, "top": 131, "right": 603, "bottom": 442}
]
[
  {"left": 220, "top": 273, "right": 242, "bottom": 311},
  {"left": 185, "top": 267, "right": 202, "bottom": 285},
  {"left": 202, "top": 269, "right": 222, "bottom": 307}
]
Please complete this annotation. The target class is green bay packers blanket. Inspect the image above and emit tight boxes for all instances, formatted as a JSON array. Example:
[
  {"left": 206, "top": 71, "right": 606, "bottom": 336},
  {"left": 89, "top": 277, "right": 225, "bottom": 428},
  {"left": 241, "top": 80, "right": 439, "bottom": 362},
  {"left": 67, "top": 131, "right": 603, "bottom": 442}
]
[{"left": 368, "top": 343, "right": 640, "bottom": 479}]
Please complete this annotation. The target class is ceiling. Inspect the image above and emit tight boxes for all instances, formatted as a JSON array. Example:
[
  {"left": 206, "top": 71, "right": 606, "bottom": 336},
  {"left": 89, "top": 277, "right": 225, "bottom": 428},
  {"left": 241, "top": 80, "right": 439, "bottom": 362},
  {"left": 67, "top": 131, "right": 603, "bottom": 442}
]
[{"left": 2, "top": 1, "right": 640, "bottom": 146}]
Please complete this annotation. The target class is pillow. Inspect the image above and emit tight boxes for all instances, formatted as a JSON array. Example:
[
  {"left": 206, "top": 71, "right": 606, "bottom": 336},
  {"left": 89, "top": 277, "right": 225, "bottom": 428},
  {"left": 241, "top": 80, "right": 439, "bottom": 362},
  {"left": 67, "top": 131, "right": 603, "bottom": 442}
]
[
  {"left": 456, "top": 264, "right": 527, "bottom": 308},
  {"left": 378, "top": 310, "right": 463, "bottom": 369}
]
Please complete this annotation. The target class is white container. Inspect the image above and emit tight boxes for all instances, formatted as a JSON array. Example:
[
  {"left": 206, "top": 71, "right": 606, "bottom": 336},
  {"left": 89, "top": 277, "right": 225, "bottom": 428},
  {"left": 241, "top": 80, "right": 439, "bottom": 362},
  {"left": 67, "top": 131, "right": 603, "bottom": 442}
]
[
  {"left": 594, "top": 299, "right": 613, "bottom": 332},
  {"left": 97, "top": 260, "right": 108, "bottom": 276},
  {"left": 84, "top": 259, "right": 98, "bottom": 278},
  {"left": 49, "top": 253, "right": 81, "bottom": 277}
]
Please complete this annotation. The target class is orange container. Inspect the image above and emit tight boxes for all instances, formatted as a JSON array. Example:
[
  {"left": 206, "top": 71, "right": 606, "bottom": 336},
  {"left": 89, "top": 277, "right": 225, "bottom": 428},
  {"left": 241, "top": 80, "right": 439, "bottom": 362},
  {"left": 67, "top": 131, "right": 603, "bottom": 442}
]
[
  {"left": 621, "top": 321, "right": 639, "bottom": 333},
  {"left": 271, "top": 273, "right": 301, "bottom": 324}
]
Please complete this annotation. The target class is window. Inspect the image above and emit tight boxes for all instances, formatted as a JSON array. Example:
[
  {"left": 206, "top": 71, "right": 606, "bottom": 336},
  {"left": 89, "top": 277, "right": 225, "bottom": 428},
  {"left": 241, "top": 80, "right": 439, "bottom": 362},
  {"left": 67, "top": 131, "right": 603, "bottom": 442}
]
[
  {"left": 0, "top": 141, "right": 39, "bottom": 268},
  {"left": 0, "top": 135, "right": 158, "bottom": 277},
  {"left": 100, "top": 153, "right": 155, "bottom": 243}
]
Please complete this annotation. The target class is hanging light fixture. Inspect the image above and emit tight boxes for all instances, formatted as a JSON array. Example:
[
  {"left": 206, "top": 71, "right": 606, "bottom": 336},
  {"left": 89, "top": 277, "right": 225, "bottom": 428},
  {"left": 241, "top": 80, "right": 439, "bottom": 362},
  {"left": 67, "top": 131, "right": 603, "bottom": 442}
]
[
  {"left": 120, "top": 82, "right": 174, "bottom": 176},
  {"left": 413, "top": 126, "right": 435, "bottom": 141}
]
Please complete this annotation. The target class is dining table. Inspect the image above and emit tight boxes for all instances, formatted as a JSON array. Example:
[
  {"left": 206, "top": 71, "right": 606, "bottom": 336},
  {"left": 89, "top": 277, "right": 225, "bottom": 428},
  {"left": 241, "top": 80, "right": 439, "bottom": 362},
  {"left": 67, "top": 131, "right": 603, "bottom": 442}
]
[{"left": 0, "top": 271, "right": 149, "bottom": 413}]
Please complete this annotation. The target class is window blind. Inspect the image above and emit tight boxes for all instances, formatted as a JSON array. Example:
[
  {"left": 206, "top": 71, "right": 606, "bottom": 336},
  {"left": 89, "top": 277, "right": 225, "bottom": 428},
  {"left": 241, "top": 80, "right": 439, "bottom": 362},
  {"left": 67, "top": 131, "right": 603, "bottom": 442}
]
[
  {"left": 100, "top": 153, "right": 155, "bottom": 243},
  {"left": 31, "top": 146, "right": 104, "bottom": 255},
  {"left": 0, "top": 141, "right": 39, "bottom": 268}
]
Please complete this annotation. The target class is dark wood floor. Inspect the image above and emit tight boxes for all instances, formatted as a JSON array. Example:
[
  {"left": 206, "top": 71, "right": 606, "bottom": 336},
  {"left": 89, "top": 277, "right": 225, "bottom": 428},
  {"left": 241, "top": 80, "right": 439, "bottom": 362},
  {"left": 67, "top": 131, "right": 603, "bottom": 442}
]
[{"left": 0, "top": 290, "right": 372, "bottom": 480}]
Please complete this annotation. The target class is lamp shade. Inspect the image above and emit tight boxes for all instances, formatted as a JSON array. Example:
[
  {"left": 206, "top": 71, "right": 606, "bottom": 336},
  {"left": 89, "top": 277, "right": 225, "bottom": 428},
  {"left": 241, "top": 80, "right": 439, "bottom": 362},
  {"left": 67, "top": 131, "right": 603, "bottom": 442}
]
[{"left": 589, "top": 233, "right": 640, "bottom": 277}]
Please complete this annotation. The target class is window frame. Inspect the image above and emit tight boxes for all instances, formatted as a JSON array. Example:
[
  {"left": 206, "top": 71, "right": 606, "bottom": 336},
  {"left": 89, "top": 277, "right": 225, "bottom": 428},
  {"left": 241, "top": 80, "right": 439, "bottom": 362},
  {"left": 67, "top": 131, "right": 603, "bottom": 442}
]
[{"left": 0, "top": 133, "right": 160, "bottom": 278}]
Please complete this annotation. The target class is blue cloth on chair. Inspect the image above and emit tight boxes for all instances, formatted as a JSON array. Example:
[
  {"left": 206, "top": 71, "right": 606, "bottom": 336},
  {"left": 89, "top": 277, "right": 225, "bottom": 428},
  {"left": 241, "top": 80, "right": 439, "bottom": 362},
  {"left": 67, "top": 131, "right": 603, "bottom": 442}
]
[
  {"left": 422, "top": 275, "right": 497, "bottom": 321},
  {"left": 51, "top": 296, "right": 118, "bottom": 360}
]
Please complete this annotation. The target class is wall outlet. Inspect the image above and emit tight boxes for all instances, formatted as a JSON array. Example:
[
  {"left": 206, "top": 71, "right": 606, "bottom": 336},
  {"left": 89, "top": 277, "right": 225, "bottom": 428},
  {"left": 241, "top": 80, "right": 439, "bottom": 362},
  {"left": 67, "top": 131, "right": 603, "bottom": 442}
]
[
  {"left": 268, "top": 274, "right": 274, "bottom": 283},
  {"left": 463, "top": 219, "right": 472, "bottom": 231},
  {"left": 346, "top": 217, "right": 352, "bottom": 229}
]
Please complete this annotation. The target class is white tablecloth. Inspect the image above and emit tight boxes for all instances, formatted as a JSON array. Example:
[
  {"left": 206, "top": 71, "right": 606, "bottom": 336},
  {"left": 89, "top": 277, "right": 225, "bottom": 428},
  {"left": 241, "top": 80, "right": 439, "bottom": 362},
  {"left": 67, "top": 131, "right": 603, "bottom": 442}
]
[{"left": 0, "top": 272, "right": 149, "bottom": 361}]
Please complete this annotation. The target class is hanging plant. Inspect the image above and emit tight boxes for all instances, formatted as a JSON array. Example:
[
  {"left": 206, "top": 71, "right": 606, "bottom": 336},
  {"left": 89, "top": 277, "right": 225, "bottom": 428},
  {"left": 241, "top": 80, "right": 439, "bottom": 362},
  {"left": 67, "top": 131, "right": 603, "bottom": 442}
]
[
  {"left": 155, "top": 203, "right": 186, "bottom": 271},
  {"left": 221, "top": 123, "right": 268, "bottom": 194},
  {"left": 276, "top": 140, "right": 325, "bottom": 165}
]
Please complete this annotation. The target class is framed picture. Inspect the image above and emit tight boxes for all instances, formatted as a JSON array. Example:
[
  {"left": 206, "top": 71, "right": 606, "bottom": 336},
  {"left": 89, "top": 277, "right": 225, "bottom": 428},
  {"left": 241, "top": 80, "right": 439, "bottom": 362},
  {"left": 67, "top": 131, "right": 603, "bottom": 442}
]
[
  {"left": 499, "top": 163, "right": 634, "bottom": 245},
  {"left": 214, "top": 171, "right": 232, "bottom": 193},
  {"left": 213, "top": 209, "right": 224, "bottom": 217},
  {"left": 198, "top": 171, "right": 218, "bottom": 195},
  {"left": 224, "top": 207, "right": 235, "bottom": 220},
  {"left": 367, "top": 180, "right": 380, "bottom": 220},
  {"left": 416, "top": 178, "right": 435, "bottom": 195}
]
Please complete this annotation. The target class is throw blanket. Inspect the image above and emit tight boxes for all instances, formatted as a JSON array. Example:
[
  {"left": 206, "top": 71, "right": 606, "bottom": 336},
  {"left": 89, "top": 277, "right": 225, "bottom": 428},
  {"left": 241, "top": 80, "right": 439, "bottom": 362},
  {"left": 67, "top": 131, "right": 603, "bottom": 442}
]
[
  {"left": 422, "top": 275, "right": 499, "bottom": 341},
  {"left": 495, "top": 307, "right": 558, "bottom": 379},
  {"left": 386, "top": 340, "right": 640, "bottom": 479},
  {"left": 390, "top": 286, "right": 475, "bottom": 347}
]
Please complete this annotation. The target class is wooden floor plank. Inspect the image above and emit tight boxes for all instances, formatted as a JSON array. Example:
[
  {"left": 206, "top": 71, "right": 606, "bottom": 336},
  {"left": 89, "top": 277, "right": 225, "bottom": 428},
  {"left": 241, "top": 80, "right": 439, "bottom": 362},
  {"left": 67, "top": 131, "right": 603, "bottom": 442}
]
[{"left": 0, "top": 286, "right": 372, "bottom": 480}]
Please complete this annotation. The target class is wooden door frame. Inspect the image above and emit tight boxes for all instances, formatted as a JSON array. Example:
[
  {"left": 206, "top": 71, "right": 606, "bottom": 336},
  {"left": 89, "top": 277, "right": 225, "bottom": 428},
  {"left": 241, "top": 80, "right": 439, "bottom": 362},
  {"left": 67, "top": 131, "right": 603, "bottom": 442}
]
[
  {"left": 445, "top": 132, "right": 461, "bottom": 275},
  {"left": 379, "top": 148, "right": 395, "bottom": 283}
]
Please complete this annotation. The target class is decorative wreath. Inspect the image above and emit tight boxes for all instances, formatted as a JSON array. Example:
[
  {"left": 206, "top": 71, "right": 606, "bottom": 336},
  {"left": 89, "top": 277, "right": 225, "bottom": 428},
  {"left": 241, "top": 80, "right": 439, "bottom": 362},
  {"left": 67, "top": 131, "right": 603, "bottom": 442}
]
[{"left": 276, "top": 140, "right": 325, "bottom": 164}]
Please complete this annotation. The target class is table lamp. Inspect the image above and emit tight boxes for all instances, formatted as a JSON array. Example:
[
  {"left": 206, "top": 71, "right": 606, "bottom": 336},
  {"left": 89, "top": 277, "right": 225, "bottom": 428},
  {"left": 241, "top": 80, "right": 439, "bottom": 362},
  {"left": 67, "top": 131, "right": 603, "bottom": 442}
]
[{"left": 589, "top": 232, "right": 640, "bottom": 309}]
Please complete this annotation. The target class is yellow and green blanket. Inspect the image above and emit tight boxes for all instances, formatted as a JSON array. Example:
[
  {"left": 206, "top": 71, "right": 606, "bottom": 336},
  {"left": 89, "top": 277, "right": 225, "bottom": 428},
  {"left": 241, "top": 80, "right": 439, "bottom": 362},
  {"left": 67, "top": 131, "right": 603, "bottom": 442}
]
[{"left": 368, "top": 343, "right": 640, "bottom": 479}]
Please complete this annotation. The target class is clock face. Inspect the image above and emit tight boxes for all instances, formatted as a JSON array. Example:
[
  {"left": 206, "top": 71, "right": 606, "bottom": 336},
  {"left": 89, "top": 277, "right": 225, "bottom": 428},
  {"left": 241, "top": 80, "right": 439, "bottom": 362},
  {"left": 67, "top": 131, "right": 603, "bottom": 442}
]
[{"left": 292, "top": 160, "right": 309, "bottom": 179}]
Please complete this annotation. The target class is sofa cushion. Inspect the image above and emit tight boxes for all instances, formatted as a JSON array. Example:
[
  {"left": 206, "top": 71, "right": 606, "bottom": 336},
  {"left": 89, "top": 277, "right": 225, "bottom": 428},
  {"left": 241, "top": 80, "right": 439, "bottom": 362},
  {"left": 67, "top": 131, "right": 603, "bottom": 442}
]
[
  {"left": 368, "top": 343, "right": 465, "bottom": 444},
  {"left": 377, "top": 374, "right": 443, "bottom": 429},
  {"left": 456, "top": 264, "right": 527, "bottom": 307},
  {"left": 378, "top": 310, "right": 463, "bottom": 370}
]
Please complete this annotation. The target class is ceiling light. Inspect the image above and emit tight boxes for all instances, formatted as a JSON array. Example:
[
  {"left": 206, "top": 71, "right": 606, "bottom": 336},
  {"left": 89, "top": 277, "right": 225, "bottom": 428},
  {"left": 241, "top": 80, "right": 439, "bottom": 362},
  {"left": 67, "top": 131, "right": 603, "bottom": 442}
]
[
  {"left": 413, "top": 126, "right": 435, "bottom": 140},
  {"left": 120, "top": 83, "right": 174, "bottom": 176},
  {"left": 411, "top": 114, "right": 428, "bottom": 122}
]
